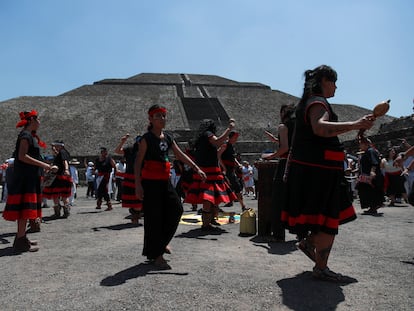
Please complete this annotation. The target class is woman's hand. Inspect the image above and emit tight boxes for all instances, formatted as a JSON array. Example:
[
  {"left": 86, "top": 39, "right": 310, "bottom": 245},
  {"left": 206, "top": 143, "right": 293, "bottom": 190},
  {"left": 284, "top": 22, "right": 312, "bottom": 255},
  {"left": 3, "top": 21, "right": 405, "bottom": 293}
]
[
  {"left": 135, "top": 182, "right": 144, "bottom": 200},
  {"left": 229, "top": 118, "right": 235, "bottom": 130},
  {"left": 121, "top": 133, "right": 130, "bottom": 142},
  {"left": 261, "top": 153, "right": 273, "bottom": 160},
  {"left": 196, "top": 168, "right": 207, "bottom": 182},
  {"left": 354, "top": 114, "right": 375, "bottom": 131}
]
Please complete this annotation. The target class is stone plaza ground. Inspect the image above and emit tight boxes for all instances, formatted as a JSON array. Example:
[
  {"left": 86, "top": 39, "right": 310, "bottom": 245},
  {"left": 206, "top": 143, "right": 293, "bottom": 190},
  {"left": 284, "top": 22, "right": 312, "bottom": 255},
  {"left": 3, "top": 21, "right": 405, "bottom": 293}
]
[{"left": 0, "top": 187, "right": 413, "bottom": 311}]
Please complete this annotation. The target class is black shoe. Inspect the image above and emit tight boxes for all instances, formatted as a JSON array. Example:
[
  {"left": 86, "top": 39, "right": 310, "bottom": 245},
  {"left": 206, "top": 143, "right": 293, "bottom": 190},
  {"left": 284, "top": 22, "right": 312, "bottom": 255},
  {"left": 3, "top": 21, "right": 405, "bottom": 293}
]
[
  {"left": 201, "top": 225, "right": 220, "bottom": 232},
  {"left": 224, "top": 202, "right": 233, "bottom": 207},
  {"left": 62, "top": 206, "right": 70, "bottom": 218},
  {"left": 211, "top": 219, "right": 221, "bottom": 226}
]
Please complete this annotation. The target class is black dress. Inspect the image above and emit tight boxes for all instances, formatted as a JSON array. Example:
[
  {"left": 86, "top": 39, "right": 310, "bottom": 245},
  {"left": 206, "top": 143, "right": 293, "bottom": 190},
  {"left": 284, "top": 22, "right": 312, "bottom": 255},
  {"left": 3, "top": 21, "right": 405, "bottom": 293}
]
[
  {"left": 3, "top": 131, "right": 42, "bottom": 221},
  {"left": 281, "top": 96, "right": 356, "bottom": 236}
]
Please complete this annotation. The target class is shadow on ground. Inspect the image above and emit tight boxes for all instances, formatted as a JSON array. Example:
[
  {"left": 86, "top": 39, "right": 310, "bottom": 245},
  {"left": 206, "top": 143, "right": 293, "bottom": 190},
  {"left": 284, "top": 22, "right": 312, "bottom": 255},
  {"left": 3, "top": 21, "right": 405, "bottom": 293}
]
[
  {"left": 175, "top": 227, "right": 228, "bottom": 240},
  {"left": 100, "top": 263, "right": 189, "bottom": 286},
  {"left": 92, "top": 223, "right": 142, "bottom": 231},
  {"left": 277, "top": 271, "right": 356, "bottom": 311}
]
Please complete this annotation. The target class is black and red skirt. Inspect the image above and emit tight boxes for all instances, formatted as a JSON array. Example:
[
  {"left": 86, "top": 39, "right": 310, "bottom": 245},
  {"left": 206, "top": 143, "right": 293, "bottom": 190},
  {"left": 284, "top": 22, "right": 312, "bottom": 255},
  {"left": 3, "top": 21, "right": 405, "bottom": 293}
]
[
  {"left": 281, "top": 161, "right": 356, "bottom": 235},
  {"left": 121, "top": 172, "right": 142, "bottom": 210},
  {"left": 185, "top": 166, "right": 237, "bottom": 205},
  {"left": 3, "top": 176, "right": 42, "bottom": 221},
  {"left": 42, "top": 174, "right": 73, "bottom": 199}
]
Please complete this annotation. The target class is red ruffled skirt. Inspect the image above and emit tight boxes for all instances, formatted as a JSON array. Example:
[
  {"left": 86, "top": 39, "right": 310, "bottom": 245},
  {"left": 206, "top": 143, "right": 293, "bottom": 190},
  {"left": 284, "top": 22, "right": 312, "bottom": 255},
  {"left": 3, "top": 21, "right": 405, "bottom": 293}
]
[{"left": 185, "top": 166, "right": 237, "bottom": 205}]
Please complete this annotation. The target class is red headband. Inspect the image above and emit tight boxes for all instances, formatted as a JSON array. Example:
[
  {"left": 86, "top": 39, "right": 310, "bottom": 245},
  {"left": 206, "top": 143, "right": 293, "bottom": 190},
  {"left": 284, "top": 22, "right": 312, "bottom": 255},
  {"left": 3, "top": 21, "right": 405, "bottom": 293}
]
[
  {"left": 148, "top": 107, "right": 167, "bottom": 117},
  {"left": 16, "top": 110, "right": 38, "bottom": 128}
]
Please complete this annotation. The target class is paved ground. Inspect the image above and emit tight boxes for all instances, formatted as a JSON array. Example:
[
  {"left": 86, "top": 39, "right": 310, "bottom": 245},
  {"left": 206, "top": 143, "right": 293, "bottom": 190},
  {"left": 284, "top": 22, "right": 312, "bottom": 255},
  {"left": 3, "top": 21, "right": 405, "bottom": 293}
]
[{"left": 0, "top": 187, "right": 413, "bottom": 311}]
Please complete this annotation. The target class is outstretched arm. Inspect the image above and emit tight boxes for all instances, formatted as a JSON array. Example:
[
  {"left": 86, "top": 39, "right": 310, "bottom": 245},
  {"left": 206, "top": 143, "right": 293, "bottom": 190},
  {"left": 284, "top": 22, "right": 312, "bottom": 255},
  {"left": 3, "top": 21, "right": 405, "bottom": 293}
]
[
  {"left": 309, "top": 103, "right": 375, "bottom": 137},
  {"left": 114, "top": 134, "right": 129, "bottom": 155}
]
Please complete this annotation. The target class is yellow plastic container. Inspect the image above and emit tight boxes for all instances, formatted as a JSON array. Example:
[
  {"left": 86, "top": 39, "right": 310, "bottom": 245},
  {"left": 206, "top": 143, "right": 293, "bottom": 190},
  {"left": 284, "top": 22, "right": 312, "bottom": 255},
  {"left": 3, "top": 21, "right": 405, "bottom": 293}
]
[{"left": 239, "top": 208, "right": 257, "bottom": 236}]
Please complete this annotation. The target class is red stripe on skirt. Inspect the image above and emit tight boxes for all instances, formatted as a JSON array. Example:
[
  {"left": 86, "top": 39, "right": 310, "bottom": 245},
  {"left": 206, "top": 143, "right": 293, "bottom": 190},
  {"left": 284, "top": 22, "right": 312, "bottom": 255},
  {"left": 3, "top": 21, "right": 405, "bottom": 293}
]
[
  {"left": 339, "top": 205, "right": 356, "bottom": 224},
  {"left": 185, "top": 166, "right": 236, "bottom": 205},
  {"left": 6, "top": 193, "right": 38, "bottom": 204},
  {"left": 3, "top": 209, "right": 42, "bottom": 221},
  {"left": 281, "top": 211, "right": 339, "bottom": 230}
]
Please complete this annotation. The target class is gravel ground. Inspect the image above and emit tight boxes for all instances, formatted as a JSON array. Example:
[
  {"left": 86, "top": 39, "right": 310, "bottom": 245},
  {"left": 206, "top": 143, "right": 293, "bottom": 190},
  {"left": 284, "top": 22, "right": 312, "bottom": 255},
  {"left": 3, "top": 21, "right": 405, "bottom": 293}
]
[{"left": 0, "top": 187, "right": 413, "bottom": 311}]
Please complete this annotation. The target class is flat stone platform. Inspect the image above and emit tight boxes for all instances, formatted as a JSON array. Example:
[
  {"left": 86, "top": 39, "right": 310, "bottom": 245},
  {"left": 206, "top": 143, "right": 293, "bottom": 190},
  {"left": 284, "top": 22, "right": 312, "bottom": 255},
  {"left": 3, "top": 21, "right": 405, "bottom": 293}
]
[{"left": 0, "top": 187, "right": 413, "bottom": 311}]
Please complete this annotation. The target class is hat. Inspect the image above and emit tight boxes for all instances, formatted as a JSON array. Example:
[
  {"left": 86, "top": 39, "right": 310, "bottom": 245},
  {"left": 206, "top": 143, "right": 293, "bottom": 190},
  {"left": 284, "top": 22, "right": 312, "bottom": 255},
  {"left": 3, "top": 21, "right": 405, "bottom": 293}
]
[
  {"left": 16, "top": 110, "right": 38, "bottom": 128},
  {"left": 88, "top": 161, "right": 94, "bottom": 166},
  {"left": 69, "top": 158, "right": 80, "bottom": 165},
  {"left": 51, "top": 140, "right": 65, "bottom": 147},
  {"left": 6, "top": 158, "right": 14, "bottom": 164}
]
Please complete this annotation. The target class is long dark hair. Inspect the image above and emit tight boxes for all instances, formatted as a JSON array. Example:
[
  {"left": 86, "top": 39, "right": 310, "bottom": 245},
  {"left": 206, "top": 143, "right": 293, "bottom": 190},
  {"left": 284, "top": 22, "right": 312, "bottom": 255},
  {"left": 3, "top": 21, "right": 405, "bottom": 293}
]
[
  {"left": 299, "top": 65, "right": 337, "bottom": 106},
  {"left": 280, "top": 104, "right": 296, "bottom": 124},
  {"left": 192, "top": 119, "right": 217, "bottom": 152}
]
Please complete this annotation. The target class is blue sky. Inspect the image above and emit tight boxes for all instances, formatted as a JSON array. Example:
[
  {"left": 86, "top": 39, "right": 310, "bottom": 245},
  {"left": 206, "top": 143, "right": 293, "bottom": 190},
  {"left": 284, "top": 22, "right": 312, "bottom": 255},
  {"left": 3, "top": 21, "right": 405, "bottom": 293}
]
[{"left": 1, "top": 0, "right": 413, "bottom": 118}]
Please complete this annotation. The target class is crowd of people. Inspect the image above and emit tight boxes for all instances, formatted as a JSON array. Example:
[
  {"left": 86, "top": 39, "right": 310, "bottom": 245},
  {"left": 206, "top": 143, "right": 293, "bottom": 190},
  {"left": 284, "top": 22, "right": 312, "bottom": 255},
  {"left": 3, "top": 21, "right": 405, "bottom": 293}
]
[{"left": 1, "top": 65, "right": 413, "bottom": 280}]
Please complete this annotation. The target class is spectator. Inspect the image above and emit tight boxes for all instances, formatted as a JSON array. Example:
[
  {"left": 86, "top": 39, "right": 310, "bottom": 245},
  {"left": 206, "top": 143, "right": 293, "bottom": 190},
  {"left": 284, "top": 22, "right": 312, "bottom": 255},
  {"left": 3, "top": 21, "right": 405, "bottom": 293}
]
[
  {"left": 68, "top": 158, "right": 80, "bottom": 206},
  {"left": 115, "top": 158, "right": 126, "bottom": 202},
  {"left": 85, "top": 161, "right": 95, "bottom": 198}
]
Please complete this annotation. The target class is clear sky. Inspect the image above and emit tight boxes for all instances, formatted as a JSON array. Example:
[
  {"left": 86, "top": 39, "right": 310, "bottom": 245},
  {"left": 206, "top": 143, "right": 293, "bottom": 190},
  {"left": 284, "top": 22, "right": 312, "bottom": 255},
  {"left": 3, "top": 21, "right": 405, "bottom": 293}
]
[{"left": 1, "top": 0, "right": 413, "bottom": 118}]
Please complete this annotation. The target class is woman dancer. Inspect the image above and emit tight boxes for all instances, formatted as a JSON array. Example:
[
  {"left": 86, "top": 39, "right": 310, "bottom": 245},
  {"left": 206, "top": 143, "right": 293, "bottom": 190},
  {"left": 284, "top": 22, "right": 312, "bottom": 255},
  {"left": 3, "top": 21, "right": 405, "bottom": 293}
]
[
  {"left": 381, "top": 147, "right": 407, "bottom": 206},
  {"left": 262, "top": 104, "right": 296, "bottom": 242},
  {"left": 95, "top": 147, "right": 116, "bottom": 211},
  {"left": 281, "top": 65, "right": 374, "bottom": 282},
  {"left": 357, "top": 137, "right": 385, "bottom": 215},
  {"left": 185, "top": 119, "right": 237, "bottom": 231},
  {"left": 218, "top": 130, "right": 247, "bottom": 211},
  {"left": 43, "top": 140, "right": 73, "bottom": 219},
  {"left": 3, "top": 110, "right": 52, "bottom": 253},
  {"left": 135, "top": 105, "right": 205, "bottom": 269},
  {"left": 115, "top": 134, "right": 143, "bottom": 224}
]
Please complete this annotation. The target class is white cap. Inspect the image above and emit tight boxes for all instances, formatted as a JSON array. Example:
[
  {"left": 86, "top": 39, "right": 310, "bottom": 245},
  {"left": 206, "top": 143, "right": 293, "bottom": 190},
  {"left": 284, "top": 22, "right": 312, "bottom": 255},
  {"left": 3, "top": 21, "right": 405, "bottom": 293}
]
[{"left": 6, "top": 158, "right": 14, "bottom": 164}]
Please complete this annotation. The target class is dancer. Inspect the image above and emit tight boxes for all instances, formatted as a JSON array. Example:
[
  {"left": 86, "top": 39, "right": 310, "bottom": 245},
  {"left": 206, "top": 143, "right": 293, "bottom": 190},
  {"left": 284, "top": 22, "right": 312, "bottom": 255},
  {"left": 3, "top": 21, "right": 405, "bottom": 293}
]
[
  {"left": 357, "top": 137, "right": 385, "bottom": 215},
  {"left": 95, "top": 147, "right": 116, "bottom": 211},
  {"left": 42, "top": 140, "right": 73, "bottom": 219},
  {"left": 185, "top": 119, "right": 237, "bottom": 231},
  {"left": 218, "top": 130, "right": 247, "bottom": 211},
  {"left": 262, "top": 104, "right": 296, "bottom": 242},
  {"left": 281, "top": 65, "right": 375, "bottom": 282},
  {"left": 135, "top": 105, "right": 205, "bottom": 269},
  {"left": 3, "top": 110, "right": 52, "bottom": 253},
  {"left": 381, "top": 147, "right": 407, "bottom": 205},
  {"left": 115, "top": 134, "right": 142, "bottom": 224}
]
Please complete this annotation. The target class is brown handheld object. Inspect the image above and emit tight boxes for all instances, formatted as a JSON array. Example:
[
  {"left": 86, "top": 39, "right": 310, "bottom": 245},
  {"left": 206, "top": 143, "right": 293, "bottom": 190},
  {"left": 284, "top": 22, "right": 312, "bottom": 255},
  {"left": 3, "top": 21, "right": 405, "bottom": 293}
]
[
  {"left": 357, "top": 99, "right": 390, "bottom": 140},
  {"left": 372, "top": 99, "right": 390, "bottom": 117}
]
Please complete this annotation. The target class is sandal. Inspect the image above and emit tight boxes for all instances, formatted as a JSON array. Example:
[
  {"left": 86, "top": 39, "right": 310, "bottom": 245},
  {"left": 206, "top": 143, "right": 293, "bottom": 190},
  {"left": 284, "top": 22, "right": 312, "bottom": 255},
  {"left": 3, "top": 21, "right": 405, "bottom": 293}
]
[
  {"left": 153, "top": 257, "right": 172, "bottom": 270},
  {"left": 297, "top": 238, "right": 316, "bottom": 262},
  {"left": 210, "top": 219, "right": 221, "bottom": 226},
  {"left": 312, "top": 267, "right": 356, "bottom": 284}
]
